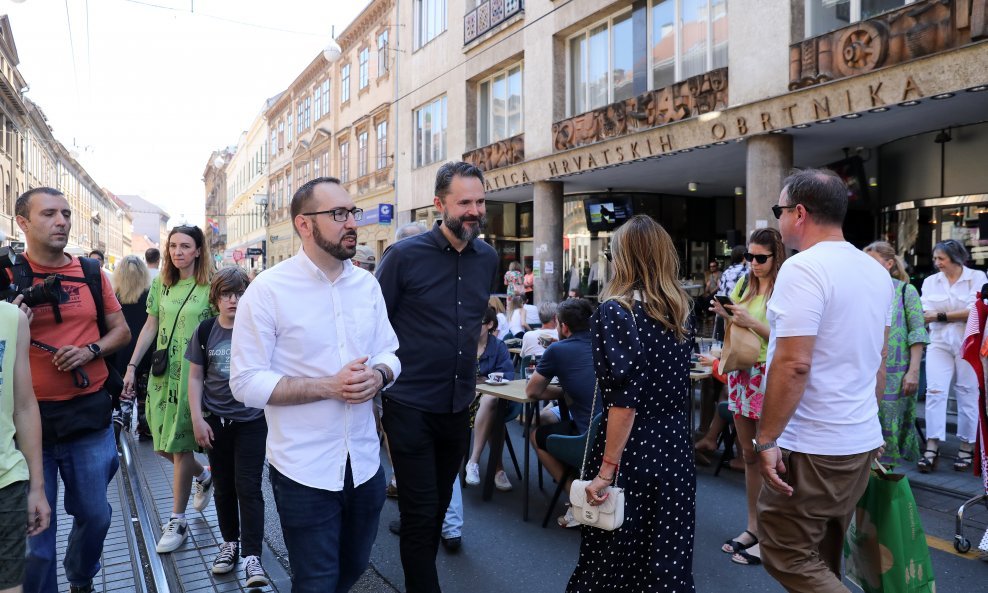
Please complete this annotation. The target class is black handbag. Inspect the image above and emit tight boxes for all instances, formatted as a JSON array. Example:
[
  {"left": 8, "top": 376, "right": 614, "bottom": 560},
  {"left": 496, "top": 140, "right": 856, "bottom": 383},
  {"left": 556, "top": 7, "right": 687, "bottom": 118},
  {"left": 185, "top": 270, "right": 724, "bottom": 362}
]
[{"left": 151, "top": 284, "right": 197, "bottom": 377}]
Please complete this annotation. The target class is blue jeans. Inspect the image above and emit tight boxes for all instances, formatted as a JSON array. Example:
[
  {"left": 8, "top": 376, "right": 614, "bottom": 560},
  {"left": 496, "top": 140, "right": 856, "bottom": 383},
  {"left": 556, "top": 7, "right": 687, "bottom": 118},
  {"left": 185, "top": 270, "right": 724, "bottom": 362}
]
[
  {"left": 270, "top": 461, "right": 385, "bottom": 593},
  {"left": 26, "top": 426, "right": 119, "bottom": 593},
  {"left": 442, "top": 479, "right": 462, "bottom": 538}
]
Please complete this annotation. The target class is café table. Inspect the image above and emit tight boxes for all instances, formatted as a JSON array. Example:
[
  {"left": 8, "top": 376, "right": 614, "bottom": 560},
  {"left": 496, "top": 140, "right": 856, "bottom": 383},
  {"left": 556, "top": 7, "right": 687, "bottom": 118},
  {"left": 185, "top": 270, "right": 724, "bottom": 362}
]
[
  {"left": 689, "top": 368, "right": 712, "bottom": 434},
  {"left": 475, "top": 379, "right": 538, "bottom": 520}
]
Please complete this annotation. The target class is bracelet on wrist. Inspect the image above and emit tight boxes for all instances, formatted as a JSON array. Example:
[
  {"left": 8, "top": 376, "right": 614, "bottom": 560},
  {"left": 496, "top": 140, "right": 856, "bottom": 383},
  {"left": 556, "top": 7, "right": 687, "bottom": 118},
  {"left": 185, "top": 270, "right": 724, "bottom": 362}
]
[
  {"left": 937, "top": 312, "right": 948, "bottom": 322},
  {"left": 127, "top": 363, "right": 137, "bottom": 368},
  {"left": 601, "top": 459, "right": 619, "bottom": 468},
  {"left": 376, "top": 368, "right": 389, "bottom": 389},
  {"left": 603, "top": 455, "right": 621, "bottom": 465},
  {"left": 596, "top": 472, "right": 615, "bottom": 482}
]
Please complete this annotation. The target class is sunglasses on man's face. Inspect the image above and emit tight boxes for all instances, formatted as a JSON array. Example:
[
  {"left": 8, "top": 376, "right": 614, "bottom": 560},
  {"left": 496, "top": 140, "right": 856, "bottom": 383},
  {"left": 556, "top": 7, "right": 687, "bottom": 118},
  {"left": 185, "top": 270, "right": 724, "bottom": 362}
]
[{"left": 744, "top": 252, "right": 773, "bottom": 264}]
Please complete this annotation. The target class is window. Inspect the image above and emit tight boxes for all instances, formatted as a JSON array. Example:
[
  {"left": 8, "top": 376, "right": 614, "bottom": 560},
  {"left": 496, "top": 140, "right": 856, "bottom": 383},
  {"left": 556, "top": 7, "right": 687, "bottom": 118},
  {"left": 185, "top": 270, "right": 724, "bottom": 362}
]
[
  {"left": 304, "top": 96, "right": 311, "bottom": 129},
  {"left": 286, "top": 172, "right": 292, "bottom": 206},
  {"left": 313, "top": 87, "right": 321, "bottom": 122},
  {"left": 359, "top": 48, "right": 370, "bottom": 89},
  {"left": 376, "top": 121, "right": 388, "bottom": 170},
  {"left": 341, "top": 64, "right": 351, "bottom": 103},
  {"left": 322, "top": 151, "right": 330, "bottom": 178},
  {"left": 358, "top": 131, "right": 369, "bottom": 177},
  {"left": 567, "top": 2, "right": 728, "bottom": 116},
  {"left": 478, "top": 63, "right": 523, "bottom": 147},
  {"left": 339, "top": 141, "right": 350, "bottom": 183},
  {"left": 297, "top": 101, "right": 304, "bottom": 134},
  {"left": 287, "top": 113, "right": 293, "bottom": 143},
  {"left": 270, "top": 129, "right": 277, "bottom": 156},
  {"left": 321, "top": 80, "right": 330, "bottom": 115},
  {"left": 278, "top": 119, "right": 285, "bottom": 150},
  {"left": 805, "top": 0, "right": 912, "bottom": 38},
  {"left": 414, "top": 0, "right": 446, "bottom": 49},
  {"left": 414, "top": 96, "right": 447, "bottom": 168},
  {"left": 377, "top": 30, "right": 389, "bottom": 75},
  {"left": 314, "top": 153, "right": 321, "bottom": 178}
]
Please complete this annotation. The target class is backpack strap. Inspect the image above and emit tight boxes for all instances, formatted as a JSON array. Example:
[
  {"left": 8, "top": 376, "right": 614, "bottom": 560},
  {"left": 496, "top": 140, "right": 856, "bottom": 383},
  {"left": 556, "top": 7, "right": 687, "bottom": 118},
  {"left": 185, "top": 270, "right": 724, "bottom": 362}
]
[
  {"left": 78, "top": 257, "right": 107, "bottom": 337},
  {"left": 198, "top": 317, "right": 217, "bottom": 369}
]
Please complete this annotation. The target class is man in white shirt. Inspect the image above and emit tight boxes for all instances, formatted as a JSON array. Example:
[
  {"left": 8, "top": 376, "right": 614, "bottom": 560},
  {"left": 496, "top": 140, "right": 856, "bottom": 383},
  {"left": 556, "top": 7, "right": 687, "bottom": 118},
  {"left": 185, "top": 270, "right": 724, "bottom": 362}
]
[
  {"left": 520, "top": 301, "right": 559, "bottom": 359},
  {"left": 755, "top": 169, "right": 892, "bottom": 593},
  {"left": 230, "top": 176, "right": 400, "bottom": 593},
  {"left": 145, "top": 247, "right": 160, "bottom": 283}
]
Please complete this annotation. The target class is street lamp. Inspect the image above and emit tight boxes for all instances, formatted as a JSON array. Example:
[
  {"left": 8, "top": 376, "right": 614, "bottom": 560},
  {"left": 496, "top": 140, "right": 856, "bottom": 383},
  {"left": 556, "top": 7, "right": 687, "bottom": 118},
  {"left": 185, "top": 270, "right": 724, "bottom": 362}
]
[{"left": 253, "top": 193, "right": 269, "bottom": 269}]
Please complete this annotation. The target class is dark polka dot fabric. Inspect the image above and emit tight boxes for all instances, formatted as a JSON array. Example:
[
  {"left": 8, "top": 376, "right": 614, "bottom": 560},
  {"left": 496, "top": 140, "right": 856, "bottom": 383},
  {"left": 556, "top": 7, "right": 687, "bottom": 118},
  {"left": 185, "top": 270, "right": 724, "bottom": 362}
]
[{"left": 567, "top": 300, "right": 696, "bottom": 592}]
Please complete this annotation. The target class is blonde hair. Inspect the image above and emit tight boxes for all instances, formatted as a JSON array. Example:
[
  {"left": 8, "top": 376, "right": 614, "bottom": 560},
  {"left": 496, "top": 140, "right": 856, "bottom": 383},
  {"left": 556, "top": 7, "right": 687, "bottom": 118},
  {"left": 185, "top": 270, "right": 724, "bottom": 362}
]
[
  {"left": 161, "top": 225, "right": 213, "bottom": 288},
  {"left": 738, "top": 228, "right": 787, "bottom": 305},
  {"left": 507, "top": 294, "right": 525, "bottom": 320},
  {"left": 864, "top": 241, "right": 909, "bottom": 282},
  {"left": 488, "top": 295, "right": 505, "bottom": 315},
  {"left": 112, "top": 255, "right": 150, "bottom": 304},
  {"left": 602, "top": 215, "right": 690, "bottom": 342}
]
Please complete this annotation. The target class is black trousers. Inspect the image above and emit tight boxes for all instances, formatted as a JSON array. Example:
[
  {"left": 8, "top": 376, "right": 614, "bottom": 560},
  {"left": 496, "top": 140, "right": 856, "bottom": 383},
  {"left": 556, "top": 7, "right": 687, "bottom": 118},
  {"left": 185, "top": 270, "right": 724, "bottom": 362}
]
[
  {"left": 382, "top": 398, "right": 469, "bottom": 593},
  {"left": 204, "top": 414, "right": 268, "bottom": 557}
]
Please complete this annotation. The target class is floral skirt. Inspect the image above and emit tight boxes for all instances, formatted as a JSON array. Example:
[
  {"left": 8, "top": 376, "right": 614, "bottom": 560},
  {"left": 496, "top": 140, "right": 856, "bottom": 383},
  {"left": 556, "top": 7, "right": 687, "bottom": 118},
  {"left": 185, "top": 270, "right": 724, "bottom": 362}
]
[{"left": 727, "top": 362, "right": 767, "bottom": 420}]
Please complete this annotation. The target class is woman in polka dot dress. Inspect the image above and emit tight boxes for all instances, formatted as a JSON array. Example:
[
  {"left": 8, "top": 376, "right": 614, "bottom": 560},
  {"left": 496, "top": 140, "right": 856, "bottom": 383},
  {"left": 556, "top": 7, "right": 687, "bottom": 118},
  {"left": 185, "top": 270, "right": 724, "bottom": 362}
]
[{"left": 567, "top": 215, "right": 695, "bottom": 592}]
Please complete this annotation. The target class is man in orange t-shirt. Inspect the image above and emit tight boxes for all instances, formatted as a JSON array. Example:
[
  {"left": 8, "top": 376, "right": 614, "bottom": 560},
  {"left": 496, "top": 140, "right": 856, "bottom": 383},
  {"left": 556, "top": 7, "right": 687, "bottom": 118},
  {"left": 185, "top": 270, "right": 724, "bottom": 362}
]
[{"left": 11, "top": 187, "right": 130, "bottom": 593}]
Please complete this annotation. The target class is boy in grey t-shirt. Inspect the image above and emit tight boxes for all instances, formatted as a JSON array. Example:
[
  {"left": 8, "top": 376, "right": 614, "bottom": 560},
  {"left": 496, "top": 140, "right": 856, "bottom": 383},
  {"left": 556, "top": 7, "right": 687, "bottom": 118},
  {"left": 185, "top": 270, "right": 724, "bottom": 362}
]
[{"left": 185, "top": 267, "right": 268, "bottom": 587}]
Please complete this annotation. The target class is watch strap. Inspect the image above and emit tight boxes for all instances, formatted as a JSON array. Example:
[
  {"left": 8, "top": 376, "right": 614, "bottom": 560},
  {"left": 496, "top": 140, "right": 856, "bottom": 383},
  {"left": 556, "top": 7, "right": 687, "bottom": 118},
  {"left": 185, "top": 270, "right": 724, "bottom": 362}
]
[{"left": 753, "top": 439, "right": 778, "bottom": 454}]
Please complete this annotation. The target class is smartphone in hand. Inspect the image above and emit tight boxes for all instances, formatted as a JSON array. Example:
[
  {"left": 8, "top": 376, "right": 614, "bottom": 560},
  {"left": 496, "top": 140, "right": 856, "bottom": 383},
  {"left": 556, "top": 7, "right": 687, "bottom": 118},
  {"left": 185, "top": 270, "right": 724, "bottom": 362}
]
[{"left": 713, "top": 295, "right": 735, "bottom": 316}]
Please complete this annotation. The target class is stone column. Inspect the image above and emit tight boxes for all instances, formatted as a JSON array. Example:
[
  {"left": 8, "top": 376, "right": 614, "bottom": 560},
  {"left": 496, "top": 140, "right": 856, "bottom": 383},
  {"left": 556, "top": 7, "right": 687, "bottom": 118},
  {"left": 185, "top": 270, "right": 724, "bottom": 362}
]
[
  {"left": 745, "top": 134, "right": 793, "bottom": 237},
  {"left": 533, "top": 181, "right": 564, "bottom": 304}
]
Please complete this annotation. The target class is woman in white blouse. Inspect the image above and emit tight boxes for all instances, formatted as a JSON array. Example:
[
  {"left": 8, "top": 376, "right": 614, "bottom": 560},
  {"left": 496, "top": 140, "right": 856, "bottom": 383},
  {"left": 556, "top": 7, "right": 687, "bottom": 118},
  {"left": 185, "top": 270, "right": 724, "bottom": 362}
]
[{"left": 918, "top": 239, "right": 987, "bottom": 472}]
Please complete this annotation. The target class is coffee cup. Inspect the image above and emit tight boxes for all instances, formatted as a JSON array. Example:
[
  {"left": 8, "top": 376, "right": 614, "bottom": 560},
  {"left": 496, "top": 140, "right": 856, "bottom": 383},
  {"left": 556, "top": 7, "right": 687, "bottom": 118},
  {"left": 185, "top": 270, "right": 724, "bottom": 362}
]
[{"left": 488, "top": 372, "right": 505, "bottom": 383}]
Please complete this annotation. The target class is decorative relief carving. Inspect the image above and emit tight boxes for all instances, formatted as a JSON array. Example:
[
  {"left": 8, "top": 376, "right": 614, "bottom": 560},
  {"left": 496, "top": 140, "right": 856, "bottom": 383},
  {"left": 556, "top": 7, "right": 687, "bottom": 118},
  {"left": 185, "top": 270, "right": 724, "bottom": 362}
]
[
  {"left": 462, "top": 134, "right": 525, "bottom": 172},
  {"left": 551, "top": 68, "right": 728, "bottom": 153},
  {"left": 464, "top": 0, "right": 524, "bottom": 45},
  {"left": 790, "top": 0, "right": 981, "bottom": 90}
]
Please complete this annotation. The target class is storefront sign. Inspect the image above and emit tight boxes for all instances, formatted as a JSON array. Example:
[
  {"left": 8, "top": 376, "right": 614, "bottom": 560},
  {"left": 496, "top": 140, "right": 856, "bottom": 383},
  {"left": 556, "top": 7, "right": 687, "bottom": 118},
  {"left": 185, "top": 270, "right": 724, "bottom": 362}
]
[
  {"left": 379, "top": 204, "right": 393, "bottom": 224},
  {"left": 358, "top": 207, "right": 378, "bottom": 227},
  {"left": 246, "top": 247, "right": 264, "bottom": 256},
  {"left": 544, "top": 261, "right": 554, "bottom": 274}
]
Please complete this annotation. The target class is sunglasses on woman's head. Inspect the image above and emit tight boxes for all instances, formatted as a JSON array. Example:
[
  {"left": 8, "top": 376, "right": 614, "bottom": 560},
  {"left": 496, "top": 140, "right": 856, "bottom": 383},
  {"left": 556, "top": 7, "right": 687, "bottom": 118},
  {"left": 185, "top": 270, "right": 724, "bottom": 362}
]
[{"left": 743, "top": 252, "right": 772, "bottom": 264}]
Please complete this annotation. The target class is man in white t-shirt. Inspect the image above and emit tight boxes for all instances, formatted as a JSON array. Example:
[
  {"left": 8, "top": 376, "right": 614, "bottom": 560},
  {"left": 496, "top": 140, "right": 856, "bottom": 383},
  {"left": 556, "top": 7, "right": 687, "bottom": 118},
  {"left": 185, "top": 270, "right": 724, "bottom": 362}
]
[
  {"left": 520, "top": 301, "right": 559, "bottom": 359},
  {"left": 755, "top": 169, "right": 892, "bottom": 592}
]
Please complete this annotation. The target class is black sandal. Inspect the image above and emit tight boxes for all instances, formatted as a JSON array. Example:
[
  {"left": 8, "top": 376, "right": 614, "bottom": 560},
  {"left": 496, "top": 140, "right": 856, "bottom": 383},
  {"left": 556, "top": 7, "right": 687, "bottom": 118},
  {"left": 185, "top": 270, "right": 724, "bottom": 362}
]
[
  {"left": 721, "top": 530, "right": 758, "bottom": 554},
  {"left": 917, "top": 448, "right": 939, "bottom": 473},
  {"left": 954, "top": 448, "right": 974, "bottom": 472},
  {"left": 731, "top": 549, "right": 762, "bottom": 566}
]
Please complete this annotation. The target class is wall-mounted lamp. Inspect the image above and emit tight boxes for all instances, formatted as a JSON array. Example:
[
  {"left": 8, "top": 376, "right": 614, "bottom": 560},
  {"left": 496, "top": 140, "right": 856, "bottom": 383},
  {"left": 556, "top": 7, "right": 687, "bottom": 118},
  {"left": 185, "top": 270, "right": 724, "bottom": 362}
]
[
  {"left": 734, "top": 186, "right": 744, "bottom": 196},
  {"left": 687, "top": 182, "right": 698, "bottom": 192},
  {"left": 868, "top": 177, "right": 878, "bottom": 188}
]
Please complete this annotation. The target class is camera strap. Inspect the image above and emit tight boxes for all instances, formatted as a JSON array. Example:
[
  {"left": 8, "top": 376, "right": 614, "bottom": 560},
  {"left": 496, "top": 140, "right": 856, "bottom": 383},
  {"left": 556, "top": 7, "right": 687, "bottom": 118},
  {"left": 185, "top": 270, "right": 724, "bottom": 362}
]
[{"left": 29, "top": 339, "right": 91, "bottom": 389}]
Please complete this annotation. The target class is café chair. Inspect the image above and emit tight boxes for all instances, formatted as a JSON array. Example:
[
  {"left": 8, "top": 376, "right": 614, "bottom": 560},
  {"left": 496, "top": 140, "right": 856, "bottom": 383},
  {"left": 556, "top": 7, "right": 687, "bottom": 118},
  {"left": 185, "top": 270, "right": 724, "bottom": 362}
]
[{"left": 541, "top": 413, "right": 603, "bottom": 528}]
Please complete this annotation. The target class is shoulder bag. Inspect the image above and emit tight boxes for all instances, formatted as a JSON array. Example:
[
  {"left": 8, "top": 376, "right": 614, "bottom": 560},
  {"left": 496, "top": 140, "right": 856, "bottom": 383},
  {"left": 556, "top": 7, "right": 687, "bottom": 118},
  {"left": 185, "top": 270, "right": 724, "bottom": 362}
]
[
  {"left": 719, "top": 275, "right": 762, "bottom": 373},
  {"left": 568, "top": 298, "right": 630, "bottom": 531},
  {"left": 151, "top": 283, "right": 197, "bottom": 377}
]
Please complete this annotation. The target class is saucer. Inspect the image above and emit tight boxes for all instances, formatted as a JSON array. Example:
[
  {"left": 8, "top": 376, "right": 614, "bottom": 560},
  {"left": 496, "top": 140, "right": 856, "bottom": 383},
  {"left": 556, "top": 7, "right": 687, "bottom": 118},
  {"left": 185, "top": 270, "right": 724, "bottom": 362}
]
[{"left": 485, "top": 379, "right": 508, "bottom": 385}]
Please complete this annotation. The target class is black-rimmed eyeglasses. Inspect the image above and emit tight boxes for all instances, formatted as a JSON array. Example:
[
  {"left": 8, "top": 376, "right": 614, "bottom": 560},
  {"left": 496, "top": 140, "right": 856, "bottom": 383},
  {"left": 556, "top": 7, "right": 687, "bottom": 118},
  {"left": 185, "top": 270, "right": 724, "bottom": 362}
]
[
  {"left": 771, "top": 204, "right": 799, "bottom": 219},
  {"left": 301, "top": 207, "right": 363, "bottom": 222},
  {"left": 743, "top": 252, "right": 773, "bottom": 264}
]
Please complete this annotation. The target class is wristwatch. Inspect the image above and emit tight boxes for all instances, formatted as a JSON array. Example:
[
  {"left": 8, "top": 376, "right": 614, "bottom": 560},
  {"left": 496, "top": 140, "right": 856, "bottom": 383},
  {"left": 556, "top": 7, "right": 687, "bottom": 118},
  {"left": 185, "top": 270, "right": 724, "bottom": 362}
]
[
  {"left": 752, "top": 439, "right": 778, "bottom": 454},
  {"left": 86, "top": 343, "right": 102, "bottom": 358}
]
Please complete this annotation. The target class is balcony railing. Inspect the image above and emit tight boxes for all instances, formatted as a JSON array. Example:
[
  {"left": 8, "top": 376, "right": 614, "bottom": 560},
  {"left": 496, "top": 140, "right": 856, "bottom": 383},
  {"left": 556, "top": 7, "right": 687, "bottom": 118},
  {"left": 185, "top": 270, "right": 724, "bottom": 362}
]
[
  {"left": 790, "top": 0, "right": 986, "bottom": 90},
  {"left": 552, "top": 68, "right": 728, "bottom": 153},
  {"left": 462, "top": 133, "right": 524, "bottom": 172},
  {"left": 464, "top": 0, "right": 523, "bottom": 45}
]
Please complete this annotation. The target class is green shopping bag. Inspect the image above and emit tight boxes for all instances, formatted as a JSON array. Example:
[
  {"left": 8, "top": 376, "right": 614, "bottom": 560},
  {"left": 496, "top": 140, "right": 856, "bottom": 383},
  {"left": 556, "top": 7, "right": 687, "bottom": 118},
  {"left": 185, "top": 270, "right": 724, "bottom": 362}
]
[{"left": 843, "top": 464, "right": 936, "bottom": 593}]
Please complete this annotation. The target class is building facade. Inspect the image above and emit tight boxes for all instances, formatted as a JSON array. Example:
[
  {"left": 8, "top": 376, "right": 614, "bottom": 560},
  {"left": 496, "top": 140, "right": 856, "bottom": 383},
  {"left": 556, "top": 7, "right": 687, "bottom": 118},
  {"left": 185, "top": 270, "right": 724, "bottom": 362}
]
[
  {"left": 223, "top": 112, "right": 269, "bottom": 272},
  {"left": 115, "top": 194, "right": 170, "bottom": 254},
  {"left": 393, "top": 0, "right": 988, "bottom": 301},
  {"left": 0, "top": 15, "right": 128, "bottom": 265},
  {"left": 203, "top": 147, "right": 233, "bottom": 265}
]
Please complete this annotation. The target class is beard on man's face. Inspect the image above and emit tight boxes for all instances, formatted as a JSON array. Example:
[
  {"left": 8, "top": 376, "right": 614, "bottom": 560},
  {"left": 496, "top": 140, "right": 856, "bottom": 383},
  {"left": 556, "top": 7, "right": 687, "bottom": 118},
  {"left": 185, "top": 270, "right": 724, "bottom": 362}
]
[
  {"left": 312, "top": 223, "right": 357, "bottom": 261},
  {"left": 443, "top": 211, "right": 487, "bottom": 242}
]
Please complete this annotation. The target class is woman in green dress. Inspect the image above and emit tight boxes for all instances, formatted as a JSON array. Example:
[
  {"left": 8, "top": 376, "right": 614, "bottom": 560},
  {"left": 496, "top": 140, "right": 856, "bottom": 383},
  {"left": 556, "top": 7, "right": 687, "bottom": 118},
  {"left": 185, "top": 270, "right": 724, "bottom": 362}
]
[
  {"left": 124, "top": 225, "right": 215, "bottom": 553},
  {"left": 864, "top": 241, "right": 929, "bottom": 468}
]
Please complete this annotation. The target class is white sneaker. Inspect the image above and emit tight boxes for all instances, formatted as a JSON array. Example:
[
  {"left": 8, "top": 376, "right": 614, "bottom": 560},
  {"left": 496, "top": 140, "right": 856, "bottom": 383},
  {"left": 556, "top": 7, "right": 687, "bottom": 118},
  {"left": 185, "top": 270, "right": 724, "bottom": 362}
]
[
  {"left": 494, "top": 470, "right": 513, "bottom": 491},
  {"left": 465, "top": 462, "right": 480, "bottom": 486},
  {"left": 212, "top": 541, "right": 238, "bottom": 574},
  {"left": 244, "top": 555, "right": 269, "bottom": 588},
  {"left": 557, "top": 506, "right": 579, "bottom": 528},
  {"left": 156, "top": 518, "right": 188, "bottom": 553},
  {"left": 193, "top": 476, "right": 213, "bottom": 512}
]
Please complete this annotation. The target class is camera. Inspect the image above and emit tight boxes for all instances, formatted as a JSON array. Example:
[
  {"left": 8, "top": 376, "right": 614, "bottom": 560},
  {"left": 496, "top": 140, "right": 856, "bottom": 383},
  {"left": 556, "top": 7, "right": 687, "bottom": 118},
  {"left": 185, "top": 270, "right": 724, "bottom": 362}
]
[{"left": 0, "top": 246, "right": 63, "bottom": 308}]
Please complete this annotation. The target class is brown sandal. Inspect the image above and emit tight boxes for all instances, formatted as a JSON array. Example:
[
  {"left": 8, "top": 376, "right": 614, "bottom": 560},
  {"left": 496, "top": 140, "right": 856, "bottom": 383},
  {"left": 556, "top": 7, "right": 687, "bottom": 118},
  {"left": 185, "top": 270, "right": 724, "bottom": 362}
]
[{"left": 917, "top": 448, "right": 939, "bottom": 473}]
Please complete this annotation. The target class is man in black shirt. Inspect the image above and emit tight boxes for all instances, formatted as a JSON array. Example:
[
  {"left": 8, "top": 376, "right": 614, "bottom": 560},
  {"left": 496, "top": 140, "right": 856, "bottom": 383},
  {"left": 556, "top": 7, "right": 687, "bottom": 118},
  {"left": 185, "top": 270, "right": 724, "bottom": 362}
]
[{"left": 377, "top": 162, "right": 497, "bottom": 593}]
